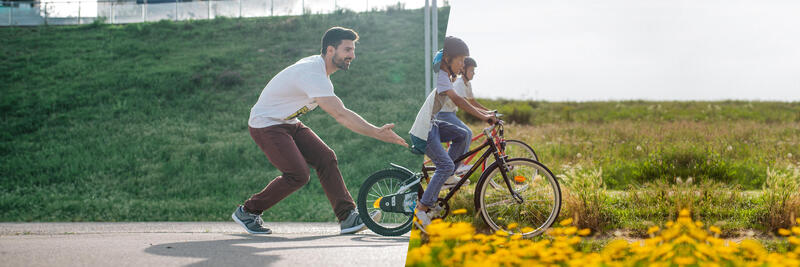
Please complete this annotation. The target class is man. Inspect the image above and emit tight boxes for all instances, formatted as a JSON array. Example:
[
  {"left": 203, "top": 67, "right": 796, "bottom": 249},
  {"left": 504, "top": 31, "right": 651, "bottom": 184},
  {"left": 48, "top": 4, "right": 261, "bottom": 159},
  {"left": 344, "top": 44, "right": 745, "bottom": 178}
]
[{"left": 233, "top": 26, "right": 408, "bottom": 235}]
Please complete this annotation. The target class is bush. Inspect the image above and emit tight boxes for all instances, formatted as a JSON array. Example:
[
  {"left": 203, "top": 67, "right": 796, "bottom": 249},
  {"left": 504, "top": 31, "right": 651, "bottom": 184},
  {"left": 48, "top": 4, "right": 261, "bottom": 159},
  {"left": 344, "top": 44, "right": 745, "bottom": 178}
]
[
  {"left": 497, "top": 102, "right": 534, "bottom": 124},
  {"left": 761, "top": 165, "right": 800, "bottom": 231},
  {"left": 560, "top": 164, "right": 608, "bottom": 231}
]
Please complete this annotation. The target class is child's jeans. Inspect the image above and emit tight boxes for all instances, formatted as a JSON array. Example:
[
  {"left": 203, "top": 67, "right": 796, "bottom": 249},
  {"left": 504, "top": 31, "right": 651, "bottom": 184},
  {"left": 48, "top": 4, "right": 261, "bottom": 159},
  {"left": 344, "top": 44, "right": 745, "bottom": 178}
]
[
  {"left": 435, "top": 111, "right": 472, "bottom": 155},
  {"left": 420, "top": 120, "right": 469, "bottom": 208}
]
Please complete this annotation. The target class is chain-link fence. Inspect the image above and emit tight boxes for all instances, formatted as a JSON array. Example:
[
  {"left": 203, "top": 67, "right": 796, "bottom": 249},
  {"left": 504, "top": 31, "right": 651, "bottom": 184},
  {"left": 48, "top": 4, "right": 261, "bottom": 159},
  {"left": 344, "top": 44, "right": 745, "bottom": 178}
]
[{"left": 1, "top": 0, "right": 424, "bottom": 26}]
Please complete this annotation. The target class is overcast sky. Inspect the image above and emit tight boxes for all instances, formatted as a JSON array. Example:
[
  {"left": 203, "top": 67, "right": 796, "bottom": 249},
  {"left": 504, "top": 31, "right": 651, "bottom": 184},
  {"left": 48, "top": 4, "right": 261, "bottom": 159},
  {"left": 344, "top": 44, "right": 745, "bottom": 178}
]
[{"left": 446, "top": 0, "right": 800, "bottom": 101}]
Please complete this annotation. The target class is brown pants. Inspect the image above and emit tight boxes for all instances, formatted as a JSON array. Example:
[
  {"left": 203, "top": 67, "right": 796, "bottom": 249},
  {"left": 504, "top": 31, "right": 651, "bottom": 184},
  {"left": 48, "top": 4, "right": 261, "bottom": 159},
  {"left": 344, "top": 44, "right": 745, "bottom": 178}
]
[{"left": 244, "top": 123, "right": 355, "bottom": 221}]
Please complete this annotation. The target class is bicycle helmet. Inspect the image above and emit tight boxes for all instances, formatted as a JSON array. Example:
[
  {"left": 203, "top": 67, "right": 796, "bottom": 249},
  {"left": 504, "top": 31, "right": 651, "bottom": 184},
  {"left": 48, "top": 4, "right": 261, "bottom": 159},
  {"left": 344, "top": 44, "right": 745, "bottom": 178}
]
[
  {"left": 443, "top": 36, "right": 469, "bottom": 58},
  {"left": 441, "top": 36, "right": 470, "bottom": 80},
  {"left": 464, "top": 57, "right": 477, "bottom": 69}
]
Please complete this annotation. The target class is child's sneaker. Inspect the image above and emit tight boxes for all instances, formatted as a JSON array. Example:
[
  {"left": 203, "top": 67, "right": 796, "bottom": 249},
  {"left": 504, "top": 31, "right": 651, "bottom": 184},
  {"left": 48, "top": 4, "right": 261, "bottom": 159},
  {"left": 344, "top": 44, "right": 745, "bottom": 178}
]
[
  {"left": 454, "top": 164, "right": 473, "bottom": 176},
  {"left": 413, "top": 208, "right": 432, "bottom": 233},
  {"left": 442, "top": 175, "right": 470, "bottom": 190}
]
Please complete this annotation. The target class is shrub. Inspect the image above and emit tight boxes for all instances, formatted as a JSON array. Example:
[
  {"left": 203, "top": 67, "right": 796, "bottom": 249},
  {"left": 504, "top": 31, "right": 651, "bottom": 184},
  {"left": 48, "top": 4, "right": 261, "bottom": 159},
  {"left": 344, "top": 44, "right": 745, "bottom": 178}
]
[
  {"left": 497, "top": 102, "right": 534, "bottom": 124},
  {"left": 560, "top": 164, "right": 608, "bottom": 231},
  {"left": 761, "top": 164, "right": 800, "bottom": 232}
]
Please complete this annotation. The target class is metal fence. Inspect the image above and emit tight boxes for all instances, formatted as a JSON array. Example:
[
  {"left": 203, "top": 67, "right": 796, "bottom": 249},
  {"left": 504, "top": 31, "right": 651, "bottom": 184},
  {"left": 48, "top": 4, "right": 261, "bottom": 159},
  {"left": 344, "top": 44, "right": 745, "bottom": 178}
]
[{"left": 0, "top": 0, "right": 424, "bottom": 26}]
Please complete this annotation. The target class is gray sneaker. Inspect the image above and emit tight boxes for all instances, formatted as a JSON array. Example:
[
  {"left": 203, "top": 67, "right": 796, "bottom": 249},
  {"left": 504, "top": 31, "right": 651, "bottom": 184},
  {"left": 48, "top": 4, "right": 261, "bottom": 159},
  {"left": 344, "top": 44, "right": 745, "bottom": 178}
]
[
  {"left": 413, "top": 208, "right": 432, "bottom": 234},
  {"left": 340, "top": 210, "right": 382, "bottom": 234},
  {"left": 232, "top": 205, "right": 272, "bottom": 234}
]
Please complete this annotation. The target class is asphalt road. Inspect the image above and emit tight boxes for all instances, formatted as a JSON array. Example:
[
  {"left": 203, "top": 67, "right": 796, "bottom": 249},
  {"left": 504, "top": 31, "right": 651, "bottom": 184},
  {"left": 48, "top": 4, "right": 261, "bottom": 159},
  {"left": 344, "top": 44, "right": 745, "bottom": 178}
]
[{"left": 0, "top": 222, "right": 409, "bottom": 267}]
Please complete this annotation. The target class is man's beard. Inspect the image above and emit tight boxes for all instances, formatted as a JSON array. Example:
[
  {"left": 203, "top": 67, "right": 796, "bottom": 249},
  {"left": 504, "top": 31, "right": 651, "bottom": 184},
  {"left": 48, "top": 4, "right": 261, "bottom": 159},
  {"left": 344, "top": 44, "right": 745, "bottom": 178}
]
[{"left": 332, "top": 52, "right": 352, "bottom": 71}]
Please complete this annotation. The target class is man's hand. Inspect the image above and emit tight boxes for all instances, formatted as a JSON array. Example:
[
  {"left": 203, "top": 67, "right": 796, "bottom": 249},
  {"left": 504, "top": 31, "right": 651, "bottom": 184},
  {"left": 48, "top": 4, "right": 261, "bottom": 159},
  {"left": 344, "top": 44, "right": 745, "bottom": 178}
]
[{"left": 376, "top": 123, "right": 409, "bottom": 147}]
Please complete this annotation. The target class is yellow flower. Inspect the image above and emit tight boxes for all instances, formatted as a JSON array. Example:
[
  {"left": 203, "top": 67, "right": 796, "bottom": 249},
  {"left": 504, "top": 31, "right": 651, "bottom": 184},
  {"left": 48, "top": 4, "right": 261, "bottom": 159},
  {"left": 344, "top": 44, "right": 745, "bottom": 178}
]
[
  {"left": 559, "top": 218, "right": 574, "bottom": 226},
  {"left": 577, "top": 228, "right": 591, "bottom": 236},
  {"left": 452, "top": 209, "right": 468, "bottom": 215},
  {"left": 507, "top": 223, "right": 518, "bottom": 229},
  {"left": 789, "top": 236, "right": 800, "bottom": 245},
  {"left": 779, "top": 228, "right": 792, "bottom": 236},
  {"left": 647, "top": 226, "right": 660, "bottom": 234},
  {"left": 695, "top": 221, "right": 704, "bottom": 227},
  {"left": 674, "top": 256, "right": 696, "bottom": 265},
  {"left": 679, "top": 209, "right": 691, "bottom": 217},
  {"left": 792, "top": 227, "right": 800, "bottom": 236},
  {"left": 563, "top": 227, "right": 577, "bottom": 235},
  {"left": 709, "top": 226, "right": 722, "bottom": 235},
  {"left": 521, "top": 227, "right": 535, "bottom": 233}
]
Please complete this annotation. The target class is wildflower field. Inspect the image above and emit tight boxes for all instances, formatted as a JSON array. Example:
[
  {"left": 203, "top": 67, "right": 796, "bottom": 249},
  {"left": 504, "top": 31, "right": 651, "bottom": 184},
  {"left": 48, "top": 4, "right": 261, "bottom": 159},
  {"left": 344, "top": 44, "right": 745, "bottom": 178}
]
[
  {"left": 450, "top": 101, "right": 799, "bottom": 234},
  {"left": 407, "top": 209, "right": 800, "bottom": 267},
  {"left": 414, "top": 101, "right": 800, "bottom": 266}
]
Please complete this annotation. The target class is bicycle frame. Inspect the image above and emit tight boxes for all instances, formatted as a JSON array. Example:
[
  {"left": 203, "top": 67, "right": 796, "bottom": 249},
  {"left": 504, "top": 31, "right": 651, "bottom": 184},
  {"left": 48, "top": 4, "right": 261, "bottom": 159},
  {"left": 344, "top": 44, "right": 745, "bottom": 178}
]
[
  {"left": 422, "top": 127, "right": 500, "bottom": 167},
  {"left": 419, "top": 123, "right": 518, "bottom": 207}
]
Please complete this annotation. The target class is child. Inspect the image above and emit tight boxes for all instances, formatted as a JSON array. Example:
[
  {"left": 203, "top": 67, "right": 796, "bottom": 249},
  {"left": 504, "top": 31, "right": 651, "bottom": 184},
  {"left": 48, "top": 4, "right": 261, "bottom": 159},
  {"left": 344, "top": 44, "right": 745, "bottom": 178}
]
[
  {"left": 436, "top": 57, "right": 492, "bottom": 180},
  {"left": 409, "top": 37, "right": 496, "bottom": 231}
]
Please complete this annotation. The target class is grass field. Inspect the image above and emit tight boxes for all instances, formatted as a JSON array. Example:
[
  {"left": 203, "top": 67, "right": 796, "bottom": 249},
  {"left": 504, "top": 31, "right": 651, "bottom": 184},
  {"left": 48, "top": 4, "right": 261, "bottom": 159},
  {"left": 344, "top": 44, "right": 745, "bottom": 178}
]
[
  {"left": 443, "top": 100, "right": 800, "bottom": 234},
  {"left": 1, "top": 7, "right": 449, "bottom": 222}
]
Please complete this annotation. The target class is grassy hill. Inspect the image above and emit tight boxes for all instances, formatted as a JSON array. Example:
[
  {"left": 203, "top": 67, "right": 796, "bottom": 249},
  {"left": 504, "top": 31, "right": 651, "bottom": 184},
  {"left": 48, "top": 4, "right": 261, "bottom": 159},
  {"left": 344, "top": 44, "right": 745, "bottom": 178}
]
[{"left": 1, "top": 8, "right": 450, "bottom": 222}]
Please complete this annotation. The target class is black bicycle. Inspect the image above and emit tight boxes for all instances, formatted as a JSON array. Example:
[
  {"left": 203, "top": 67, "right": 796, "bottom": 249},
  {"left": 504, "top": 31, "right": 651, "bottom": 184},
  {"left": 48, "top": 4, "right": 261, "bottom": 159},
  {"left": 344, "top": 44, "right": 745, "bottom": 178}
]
[{"left": 357, "top": 116, "right": 562, "bottom": 237}]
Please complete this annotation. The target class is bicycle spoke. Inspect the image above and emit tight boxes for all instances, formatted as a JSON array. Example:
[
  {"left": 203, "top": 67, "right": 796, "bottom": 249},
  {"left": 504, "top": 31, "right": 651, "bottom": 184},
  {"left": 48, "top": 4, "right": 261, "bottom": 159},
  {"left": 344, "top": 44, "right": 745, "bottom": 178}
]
[{"left": 478, "top": 159, "right": 560, "bottom": 237}]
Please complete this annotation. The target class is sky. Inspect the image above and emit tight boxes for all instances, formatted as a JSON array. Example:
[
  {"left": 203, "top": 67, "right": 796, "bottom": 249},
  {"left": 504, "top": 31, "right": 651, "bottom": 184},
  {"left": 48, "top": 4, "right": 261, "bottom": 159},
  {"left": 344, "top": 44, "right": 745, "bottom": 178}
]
[{"left": 446, "top": 0, "right": 800, "bottom": 101}]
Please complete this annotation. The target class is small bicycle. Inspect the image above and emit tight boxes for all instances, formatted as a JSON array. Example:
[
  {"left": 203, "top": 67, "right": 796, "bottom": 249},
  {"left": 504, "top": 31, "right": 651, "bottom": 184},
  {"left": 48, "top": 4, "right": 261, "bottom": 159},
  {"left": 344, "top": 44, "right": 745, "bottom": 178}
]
[{"left": 357, "top": 116, "right": 561, "bottom": 237}]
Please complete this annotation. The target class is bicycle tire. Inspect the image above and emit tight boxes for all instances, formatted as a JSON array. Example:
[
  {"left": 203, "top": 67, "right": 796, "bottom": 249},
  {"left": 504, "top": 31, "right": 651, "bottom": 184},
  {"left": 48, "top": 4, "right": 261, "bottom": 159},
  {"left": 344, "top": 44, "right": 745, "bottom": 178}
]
[
  {"left": 357, "top": 169, "right": 420, "bottom": 236},
  {"left": 474, "top": 158, "right": 561, "bottom": 238}
]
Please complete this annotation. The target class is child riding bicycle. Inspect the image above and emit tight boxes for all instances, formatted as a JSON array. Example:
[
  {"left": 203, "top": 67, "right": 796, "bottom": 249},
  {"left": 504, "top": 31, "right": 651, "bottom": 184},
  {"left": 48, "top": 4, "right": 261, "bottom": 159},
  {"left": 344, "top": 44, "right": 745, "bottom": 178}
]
[
  {"left": 408, "top": 36, "right": 496, "bottom": 231},
  {"left": 436, "top": 56, "right": 492, "bottom": 177}
]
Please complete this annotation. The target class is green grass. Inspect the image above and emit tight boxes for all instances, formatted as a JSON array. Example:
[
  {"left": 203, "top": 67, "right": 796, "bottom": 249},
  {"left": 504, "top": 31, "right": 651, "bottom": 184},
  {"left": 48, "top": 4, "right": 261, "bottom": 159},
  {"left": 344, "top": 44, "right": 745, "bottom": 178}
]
[
  {"left": 462, "top": 100, "right": 800, "bottom": 125},
  {"left": 1, "top": 7, "right": 450, "bottom": 222},
  {"left": 462, "top": 113, "right": 799, "bottom": 190},
  {"left": 440, "top": 100, "right": 799, "bottom": 234}
]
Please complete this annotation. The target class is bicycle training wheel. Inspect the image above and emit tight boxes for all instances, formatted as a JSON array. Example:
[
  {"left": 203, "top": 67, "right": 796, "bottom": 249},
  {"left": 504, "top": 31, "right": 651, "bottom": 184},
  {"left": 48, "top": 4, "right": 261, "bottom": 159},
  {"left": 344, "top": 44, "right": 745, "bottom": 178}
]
[
  {"left": 486, "top": 139, "right": 538, "bottom": 189},
  {"left": 474, "top": 158, "right": 561, "bottom": 238},
  {"left": 357, "top": 169, "right": 420, "bottom": 236}
]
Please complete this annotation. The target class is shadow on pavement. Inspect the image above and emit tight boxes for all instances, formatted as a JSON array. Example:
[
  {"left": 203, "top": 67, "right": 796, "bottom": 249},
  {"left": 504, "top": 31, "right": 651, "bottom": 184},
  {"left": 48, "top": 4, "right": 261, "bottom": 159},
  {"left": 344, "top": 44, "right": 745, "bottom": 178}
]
[{"left": 143, "top": 233, "right": 408, "bottom": 266}]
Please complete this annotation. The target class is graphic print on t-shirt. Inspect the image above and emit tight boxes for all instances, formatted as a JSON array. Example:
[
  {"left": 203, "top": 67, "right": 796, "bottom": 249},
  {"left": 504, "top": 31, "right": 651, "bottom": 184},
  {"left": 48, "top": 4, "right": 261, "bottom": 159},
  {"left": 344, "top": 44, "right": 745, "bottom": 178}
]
[{"left": 284, "top": 103, "right": 317, "bottom": 120}]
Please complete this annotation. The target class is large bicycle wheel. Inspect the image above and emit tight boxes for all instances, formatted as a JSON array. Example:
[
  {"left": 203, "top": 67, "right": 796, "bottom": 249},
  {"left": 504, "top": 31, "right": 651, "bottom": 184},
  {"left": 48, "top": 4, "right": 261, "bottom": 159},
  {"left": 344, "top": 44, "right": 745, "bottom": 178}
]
[
  {"left": 486, "top": 139, "right": 538, "bottom": 188},
  {"left": 357, "top": 169, "right": 419, "bottom": 236},
  {"left": 474, "top": 158, "right": 561, "bottom": 238}
]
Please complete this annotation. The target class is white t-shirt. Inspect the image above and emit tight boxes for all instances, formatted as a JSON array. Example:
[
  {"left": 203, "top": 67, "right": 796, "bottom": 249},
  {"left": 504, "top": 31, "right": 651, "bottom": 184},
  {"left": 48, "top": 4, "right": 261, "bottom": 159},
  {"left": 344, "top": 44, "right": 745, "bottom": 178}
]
[
  {"left": 249, "top": 55, "right": 335, "bottom": 128},
  {"left": 440, "top": 77, "right": 475, "bottom": 113},
  {"left": 409, "top": 71, "right": 455, "bottom": 140}
]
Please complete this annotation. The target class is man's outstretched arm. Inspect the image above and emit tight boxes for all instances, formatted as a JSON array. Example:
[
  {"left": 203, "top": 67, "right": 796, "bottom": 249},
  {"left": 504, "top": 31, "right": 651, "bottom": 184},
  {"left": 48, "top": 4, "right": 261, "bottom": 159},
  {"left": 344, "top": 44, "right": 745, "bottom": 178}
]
[{"left": 316, "top": 96, "right": 408, "bottom": 147}]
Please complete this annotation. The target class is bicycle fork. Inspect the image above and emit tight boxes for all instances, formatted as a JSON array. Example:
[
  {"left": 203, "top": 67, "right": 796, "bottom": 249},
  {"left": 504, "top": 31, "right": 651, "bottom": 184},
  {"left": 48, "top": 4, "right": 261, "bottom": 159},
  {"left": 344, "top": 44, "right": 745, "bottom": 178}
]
[{"left": 495, "top": 153, "right": 525, "bottom": 204}]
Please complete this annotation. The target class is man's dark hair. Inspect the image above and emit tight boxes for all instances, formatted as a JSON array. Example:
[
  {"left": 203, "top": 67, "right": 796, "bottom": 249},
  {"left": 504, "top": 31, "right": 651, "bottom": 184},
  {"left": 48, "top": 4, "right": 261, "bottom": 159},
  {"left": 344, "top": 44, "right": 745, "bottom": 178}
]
[{"left": 321, "top": 27, "right": 359, "bottom": 55}]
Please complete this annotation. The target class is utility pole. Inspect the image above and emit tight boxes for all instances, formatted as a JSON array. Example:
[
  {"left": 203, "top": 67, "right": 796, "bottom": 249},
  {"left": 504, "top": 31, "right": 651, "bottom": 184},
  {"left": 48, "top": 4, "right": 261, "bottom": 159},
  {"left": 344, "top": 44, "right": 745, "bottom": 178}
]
[{"left": 424, "top": 0, "right": 431, "bottom": 95}]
